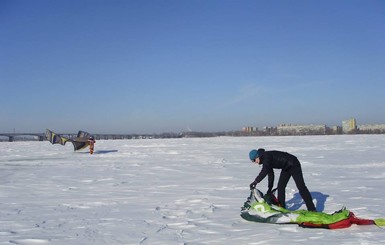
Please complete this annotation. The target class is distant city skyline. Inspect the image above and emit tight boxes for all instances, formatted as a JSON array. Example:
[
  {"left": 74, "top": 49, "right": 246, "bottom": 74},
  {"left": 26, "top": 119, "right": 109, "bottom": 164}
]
[
  {"left": 2, "top": 117, "right": 385, "bottom": 135},
  {"left": 1, "top": 1, "right": 385, "bottom": 134}
]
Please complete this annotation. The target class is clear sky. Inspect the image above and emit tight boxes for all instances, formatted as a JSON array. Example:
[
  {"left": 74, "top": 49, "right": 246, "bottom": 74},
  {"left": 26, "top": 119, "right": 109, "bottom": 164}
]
[{"left": 1, "top": 0, "right": 384, "bottom": 134}]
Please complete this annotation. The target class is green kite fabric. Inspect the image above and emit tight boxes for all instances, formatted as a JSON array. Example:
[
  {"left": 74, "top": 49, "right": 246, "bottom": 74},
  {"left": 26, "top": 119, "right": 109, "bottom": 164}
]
[{"left": 241, "top": 189, "right": 384, "bottom": 229}]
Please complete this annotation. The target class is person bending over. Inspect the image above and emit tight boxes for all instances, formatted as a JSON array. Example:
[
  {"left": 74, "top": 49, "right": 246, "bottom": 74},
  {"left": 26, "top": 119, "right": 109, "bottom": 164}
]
[{"left": 249, "top": 148, "right": 316, "bottom": 211}]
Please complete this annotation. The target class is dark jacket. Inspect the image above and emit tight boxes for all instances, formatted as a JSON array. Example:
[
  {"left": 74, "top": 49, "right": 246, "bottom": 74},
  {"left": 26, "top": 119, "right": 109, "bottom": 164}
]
[{"left": 253, "top": 151, "right": 299, "bottom": 190}]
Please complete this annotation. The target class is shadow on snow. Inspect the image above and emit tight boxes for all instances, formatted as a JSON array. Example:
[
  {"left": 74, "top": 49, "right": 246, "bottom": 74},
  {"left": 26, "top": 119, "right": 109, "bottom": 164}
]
[
  {"left": 76, "top": 150, "right": 119, "bottom": 154},
  {"left": 286, "top": 191, "right": 330, "bottom": 212}
]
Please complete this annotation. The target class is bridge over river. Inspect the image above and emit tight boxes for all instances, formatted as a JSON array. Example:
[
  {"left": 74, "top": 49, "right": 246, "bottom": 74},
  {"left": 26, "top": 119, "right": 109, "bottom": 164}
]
[
  {"left": 0, "top": 133, "right": 46, "bottom": 142},
  {"left": 0, "top": 132, "right": 184, "bottom": 142}
]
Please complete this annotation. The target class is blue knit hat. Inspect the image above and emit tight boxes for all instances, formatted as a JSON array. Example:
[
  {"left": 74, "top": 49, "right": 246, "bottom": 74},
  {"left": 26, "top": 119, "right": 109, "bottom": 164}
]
[
  {"left": 249, "top": 149, "right": 258, "bottom": 161},
  {"left": 249, "top": 148, "right": 265, "bottom": 161}
]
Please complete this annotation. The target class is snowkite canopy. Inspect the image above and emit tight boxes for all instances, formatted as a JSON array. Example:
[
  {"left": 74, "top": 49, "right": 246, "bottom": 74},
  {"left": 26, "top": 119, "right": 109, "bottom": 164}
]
[
  {"left": 45, "top": 129, "right": 92, "bottom": 151},
  {"left": 241, "top": 189, "right": 385, "bottom": 229}
]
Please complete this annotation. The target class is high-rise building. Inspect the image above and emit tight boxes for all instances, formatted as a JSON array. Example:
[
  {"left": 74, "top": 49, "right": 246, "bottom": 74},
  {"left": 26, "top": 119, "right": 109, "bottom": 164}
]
[
  {"left": 242, "top": 127, "right": 257, "bottom": 132},
  {"left": 277, "top": 124, "right": 326, "bottom": 135},
  {"left": 358, "top": 124, "right": 385, "bottom": 133},
  {"left": 342, "top": 118, "right": 357, "bottom": 133}
]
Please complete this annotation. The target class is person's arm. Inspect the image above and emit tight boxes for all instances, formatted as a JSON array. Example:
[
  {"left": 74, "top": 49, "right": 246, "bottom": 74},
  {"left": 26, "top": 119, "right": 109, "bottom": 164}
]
[{"left": 256, "top": 153, "right": 274, "bottom": 192}]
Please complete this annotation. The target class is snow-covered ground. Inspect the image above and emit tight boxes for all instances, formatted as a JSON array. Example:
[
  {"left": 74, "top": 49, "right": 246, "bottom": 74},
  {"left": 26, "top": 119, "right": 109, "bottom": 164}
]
[{"left": 1, "top": 135, "right": 385, "bottom": 245}]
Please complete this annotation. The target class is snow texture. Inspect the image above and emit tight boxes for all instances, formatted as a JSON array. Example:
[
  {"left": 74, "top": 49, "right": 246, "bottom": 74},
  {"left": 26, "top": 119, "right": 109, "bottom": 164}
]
[{"left": 1, "top": 135, "right": 385, "bottom": 244}]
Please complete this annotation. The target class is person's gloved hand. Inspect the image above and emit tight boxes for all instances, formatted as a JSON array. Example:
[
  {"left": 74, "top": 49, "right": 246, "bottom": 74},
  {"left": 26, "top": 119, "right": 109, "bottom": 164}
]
[{"left": 249, "top": 182, "right": 257, "bottom": 190}]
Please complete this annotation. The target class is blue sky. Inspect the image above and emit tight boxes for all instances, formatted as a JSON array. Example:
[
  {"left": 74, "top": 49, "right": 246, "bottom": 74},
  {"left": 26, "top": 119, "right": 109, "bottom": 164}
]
[{"left": 1, "top": 0, "right": 385, "bottom": 134}]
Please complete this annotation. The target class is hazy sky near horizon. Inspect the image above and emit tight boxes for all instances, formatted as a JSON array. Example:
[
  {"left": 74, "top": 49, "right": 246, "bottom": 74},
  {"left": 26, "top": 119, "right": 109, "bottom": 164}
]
[{"left": 1, "top": 0, "right": 385, "bottom": 134}]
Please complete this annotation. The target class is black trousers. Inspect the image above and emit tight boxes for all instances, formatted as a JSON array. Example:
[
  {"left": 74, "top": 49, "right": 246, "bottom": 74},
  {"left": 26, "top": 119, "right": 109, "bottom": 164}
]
[{"left": 277, "top": 161, "right": 316, "bottom": 211}]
